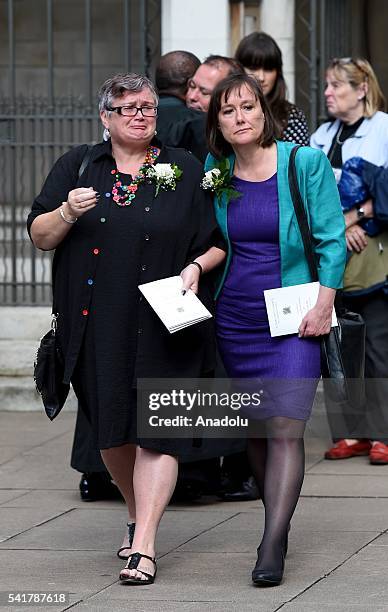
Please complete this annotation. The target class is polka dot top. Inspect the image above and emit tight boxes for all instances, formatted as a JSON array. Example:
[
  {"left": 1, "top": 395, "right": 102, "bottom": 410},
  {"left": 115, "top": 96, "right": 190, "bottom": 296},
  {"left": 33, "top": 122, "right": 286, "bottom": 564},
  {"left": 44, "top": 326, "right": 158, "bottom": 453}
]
[{"left": 282, "top": 105, "right": 310, "bottom": 146}]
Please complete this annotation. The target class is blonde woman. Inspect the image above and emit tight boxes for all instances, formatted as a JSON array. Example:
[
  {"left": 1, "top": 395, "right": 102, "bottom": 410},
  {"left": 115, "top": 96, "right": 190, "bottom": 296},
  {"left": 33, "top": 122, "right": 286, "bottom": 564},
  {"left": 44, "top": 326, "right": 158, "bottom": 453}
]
[{"left": 311, "top": 58, "right": 388, "bottom": 464}]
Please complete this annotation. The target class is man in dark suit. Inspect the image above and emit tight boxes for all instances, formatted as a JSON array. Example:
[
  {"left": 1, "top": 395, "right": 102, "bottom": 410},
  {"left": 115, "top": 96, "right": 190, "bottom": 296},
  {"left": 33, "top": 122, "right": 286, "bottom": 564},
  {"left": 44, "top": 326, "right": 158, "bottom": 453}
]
[{"left": 155, "top": 50, "right": 208, "bottom": 162}]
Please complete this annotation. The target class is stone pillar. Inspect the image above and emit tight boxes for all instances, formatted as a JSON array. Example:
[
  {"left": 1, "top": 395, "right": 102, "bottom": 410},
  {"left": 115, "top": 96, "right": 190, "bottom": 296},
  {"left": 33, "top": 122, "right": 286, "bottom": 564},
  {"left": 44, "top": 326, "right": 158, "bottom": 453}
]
[
  {"left": 260, "top": 0, "right": 296, "bottom": 102},
  {"left": 161, "top": 0, "right": 230, "bottom": 60}
]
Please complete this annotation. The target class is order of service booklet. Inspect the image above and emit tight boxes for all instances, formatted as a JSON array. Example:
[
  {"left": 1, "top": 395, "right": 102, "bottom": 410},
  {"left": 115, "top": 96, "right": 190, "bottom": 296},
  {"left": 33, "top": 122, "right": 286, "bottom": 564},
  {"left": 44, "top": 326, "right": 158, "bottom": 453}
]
[
  {"left": 263, "top": 281, "right": 338, "bottom": 337},
  {"left": 138, "top": 276, "right": 212, "bottom": 334}
]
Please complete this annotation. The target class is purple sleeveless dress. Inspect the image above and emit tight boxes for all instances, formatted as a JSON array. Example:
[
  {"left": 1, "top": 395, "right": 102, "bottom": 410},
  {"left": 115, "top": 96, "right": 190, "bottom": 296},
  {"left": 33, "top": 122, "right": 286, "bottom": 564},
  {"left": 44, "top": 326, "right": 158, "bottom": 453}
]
[{"left": 216, "top": 174, "right": 320, "bottom": 420}]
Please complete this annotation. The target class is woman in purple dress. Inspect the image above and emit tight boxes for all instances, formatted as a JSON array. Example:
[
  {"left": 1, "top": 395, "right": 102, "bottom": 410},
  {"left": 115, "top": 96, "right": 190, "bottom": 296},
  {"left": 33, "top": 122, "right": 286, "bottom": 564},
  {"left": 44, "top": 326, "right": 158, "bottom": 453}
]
[{"left": 205, "top": 73, "right": 346, "bottom": 586}]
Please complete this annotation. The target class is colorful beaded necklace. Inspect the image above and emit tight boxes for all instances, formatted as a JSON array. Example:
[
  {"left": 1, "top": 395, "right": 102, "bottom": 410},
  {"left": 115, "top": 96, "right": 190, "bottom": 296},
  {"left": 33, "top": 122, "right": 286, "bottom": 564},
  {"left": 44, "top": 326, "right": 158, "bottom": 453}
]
[{"left": 110, "top": 145, "right": 159, "bottom": 206}]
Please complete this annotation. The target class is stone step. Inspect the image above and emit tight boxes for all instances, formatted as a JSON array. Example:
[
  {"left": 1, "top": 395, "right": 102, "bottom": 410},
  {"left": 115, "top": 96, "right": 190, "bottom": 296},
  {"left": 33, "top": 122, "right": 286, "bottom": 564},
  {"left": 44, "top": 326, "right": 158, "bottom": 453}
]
[
  {"left": 0, "top": 376, "right": 77, "bottom": 412},
  {"left": 0, "top": 307, "right": 51, "bottom": 340},
  {"left": 0, "top": 340, "right": 38, "bottom": 376},
  {"left": 0, "top": 307, "right": 77, "bottom": 412}
]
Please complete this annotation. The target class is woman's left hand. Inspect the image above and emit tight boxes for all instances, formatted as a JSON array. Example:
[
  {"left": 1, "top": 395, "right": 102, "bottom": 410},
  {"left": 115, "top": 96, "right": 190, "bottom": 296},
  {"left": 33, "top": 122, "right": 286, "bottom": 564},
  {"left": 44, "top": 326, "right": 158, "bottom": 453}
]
[
  {"left": 180, "top": 264, "right": 201, "bottom": 295},
  {"left": 298, "top": 305, "right": 333, "bottom": 337},
  {"left": 299, "top": 285, "right": 336, "bottom": 337}
]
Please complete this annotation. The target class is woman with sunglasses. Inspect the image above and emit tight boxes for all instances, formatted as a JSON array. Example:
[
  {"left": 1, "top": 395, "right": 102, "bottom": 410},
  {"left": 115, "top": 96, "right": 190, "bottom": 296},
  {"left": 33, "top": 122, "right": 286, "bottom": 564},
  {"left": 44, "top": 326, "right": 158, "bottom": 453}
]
[
  {"left": 311, "top": 58, "right": 388, "bottom": 464},
  {"left": 27, "top": 73, "right": 225, "bottom": 585}
]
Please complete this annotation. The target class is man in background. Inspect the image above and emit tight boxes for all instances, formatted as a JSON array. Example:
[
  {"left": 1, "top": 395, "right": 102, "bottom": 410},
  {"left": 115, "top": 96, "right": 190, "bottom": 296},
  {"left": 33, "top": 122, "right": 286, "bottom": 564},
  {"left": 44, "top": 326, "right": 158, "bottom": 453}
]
[
  {"left": 186, "top": 55, "right": 243, "bottom": 112},
  {"left": 155, "top": 50, "right": 208, "bottom": 162}
]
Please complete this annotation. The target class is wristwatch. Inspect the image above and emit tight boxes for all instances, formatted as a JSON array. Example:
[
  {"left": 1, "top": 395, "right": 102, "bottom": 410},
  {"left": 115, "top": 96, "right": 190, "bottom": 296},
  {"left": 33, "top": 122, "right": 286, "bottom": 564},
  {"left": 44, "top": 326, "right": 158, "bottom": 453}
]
[{"left": 356, "top": 205, "right": 365, "bottom": 220}]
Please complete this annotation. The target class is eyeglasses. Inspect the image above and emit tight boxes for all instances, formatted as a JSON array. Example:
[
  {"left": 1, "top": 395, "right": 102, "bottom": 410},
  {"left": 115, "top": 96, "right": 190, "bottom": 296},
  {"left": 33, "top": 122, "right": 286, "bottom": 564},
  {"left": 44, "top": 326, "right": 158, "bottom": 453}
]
[{"left": 107, "top": 105, "right": 158, "bottom": 117}]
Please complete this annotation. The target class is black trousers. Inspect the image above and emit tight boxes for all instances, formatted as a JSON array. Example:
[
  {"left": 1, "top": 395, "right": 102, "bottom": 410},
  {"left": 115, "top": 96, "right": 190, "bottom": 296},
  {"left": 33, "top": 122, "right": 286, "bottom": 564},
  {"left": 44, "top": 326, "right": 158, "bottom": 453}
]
[{"left": 325, "top": 290, "right": 388, "bottom": 443}]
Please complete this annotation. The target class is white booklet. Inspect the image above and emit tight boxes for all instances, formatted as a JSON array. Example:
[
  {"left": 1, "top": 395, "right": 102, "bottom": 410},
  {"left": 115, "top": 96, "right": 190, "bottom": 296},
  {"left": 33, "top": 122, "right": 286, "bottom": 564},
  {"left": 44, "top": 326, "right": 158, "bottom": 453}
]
[
  {"left": 138, "top": 276, "right": 212, "bottom": 334},
  {"left": 264, "top": 281, "right": 337, "bottom": 337}
]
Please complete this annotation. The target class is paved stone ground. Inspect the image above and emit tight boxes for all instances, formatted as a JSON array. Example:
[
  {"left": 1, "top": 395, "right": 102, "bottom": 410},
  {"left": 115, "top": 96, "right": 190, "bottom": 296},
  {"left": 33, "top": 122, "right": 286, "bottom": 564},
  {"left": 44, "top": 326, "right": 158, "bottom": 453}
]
[{"left": 1, "top": 404, "right": 388, "bottom": 612}]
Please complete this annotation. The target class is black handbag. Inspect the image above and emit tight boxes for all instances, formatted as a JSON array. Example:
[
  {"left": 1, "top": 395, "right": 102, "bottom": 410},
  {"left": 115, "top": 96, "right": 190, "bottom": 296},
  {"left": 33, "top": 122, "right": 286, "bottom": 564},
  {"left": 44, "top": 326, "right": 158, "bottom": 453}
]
[
  {"left": 34, "top": 313, "right": 70, "bottom": 420},
  {"left": 288, "top": 146, "right": 366, "bottom": 406}
]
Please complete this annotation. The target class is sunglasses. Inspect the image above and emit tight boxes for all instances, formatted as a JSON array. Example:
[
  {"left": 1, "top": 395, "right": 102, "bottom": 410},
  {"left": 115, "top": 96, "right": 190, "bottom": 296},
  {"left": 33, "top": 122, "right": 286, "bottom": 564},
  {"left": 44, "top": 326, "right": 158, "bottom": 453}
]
[{"left": 331, "top": 57, "right": 368, "bottom": 78}]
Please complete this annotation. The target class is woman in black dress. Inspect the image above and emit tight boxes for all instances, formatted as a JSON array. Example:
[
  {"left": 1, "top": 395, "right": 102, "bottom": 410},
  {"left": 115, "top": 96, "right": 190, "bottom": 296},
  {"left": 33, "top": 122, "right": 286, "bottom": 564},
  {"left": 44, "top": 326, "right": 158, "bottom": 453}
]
[{"left": 27, "top": 73, "right": 225, "bottom": 585}]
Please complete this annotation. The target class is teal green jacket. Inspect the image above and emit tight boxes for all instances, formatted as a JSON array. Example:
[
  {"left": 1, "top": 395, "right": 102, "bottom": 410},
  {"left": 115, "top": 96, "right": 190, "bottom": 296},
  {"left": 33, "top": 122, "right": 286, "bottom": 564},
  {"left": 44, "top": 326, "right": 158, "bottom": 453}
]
[{"left": 204, "top": 141, "right": 347, "bottom": 299}]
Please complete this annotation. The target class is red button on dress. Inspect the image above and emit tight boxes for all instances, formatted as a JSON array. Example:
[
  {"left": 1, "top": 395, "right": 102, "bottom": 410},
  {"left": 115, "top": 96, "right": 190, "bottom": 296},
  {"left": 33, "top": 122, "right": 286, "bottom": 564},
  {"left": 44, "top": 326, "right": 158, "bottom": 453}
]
[
  {"left": 82, "top": 309, "right": 89, "bottom": 316},
  {"left": 93, "top": 248, "right": 99, "bottom": 255}
]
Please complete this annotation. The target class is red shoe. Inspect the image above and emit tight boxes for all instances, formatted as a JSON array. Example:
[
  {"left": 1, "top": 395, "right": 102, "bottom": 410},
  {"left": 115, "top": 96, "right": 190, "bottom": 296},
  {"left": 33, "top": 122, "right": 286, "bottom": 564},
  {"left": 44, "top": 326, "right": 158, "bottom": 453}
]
[
  {"left": 369, "top": 442, "right": 388, "bottom": 465},
  {"left": 324, "top": 439, "right": 371, "bottom": 460}
]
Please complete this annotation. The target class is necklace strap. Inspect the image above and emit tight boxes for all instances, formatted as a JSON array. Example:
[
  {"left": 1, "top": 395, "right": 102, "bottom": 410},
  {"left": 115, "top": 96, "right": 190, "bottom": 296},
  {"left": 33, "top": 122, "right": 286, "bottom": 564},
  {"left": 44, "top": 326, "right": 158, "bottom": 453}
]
[{"left": 335, "top": 123, "right": 345, "bottom": 145}]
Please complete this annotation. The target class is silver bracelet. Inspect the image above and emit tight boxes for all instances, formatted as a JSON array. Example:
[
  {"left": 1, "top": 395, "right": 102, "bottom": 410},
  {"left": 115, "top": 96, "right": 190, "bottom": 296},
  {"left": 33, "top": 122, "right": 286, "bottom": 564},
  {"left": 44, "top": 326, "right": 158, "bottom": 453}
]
[{"left": 59, "top": 205, "right": 77, "bottom": 224}]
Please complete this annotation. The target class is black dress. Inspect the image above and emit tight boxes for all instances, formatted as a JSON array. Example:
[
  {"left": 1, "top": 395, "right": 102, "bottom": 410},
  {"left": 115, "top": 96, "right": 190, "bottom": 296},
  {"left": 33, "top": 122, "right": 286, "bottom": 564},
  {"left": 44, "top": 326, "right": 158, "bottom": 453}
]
[{"left": 27, "top": 140, "right": 223, "bottom": 453}]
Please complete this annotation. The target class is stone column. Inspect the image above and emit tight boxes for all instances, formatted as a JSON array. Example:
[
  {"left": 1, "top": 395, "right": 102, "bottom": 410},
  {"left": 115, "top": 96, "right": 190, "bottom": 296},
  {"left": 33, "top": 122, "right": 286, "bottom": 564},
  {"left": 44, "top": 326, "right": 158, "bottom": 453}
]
[
  {"left": 161, "top": 0, "right": 230, "bottom": 59},
  {"left": 260, "top": 0, "right": 296, "bottom": 102}
]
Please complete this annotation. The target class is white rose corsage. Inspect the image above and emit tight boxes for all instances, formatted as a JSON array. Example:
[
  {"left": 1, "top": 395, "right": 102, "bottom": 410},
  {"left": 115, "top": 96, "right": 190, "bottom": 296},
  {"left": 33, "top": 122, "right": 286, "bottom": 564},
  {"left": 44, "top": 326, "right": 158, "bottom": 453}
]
[
  {"left": 147, "top": 163, "right": 183, "bottom": 197},
  {"left": 201, "top": 159, "right": 241, "bottom": 205}
]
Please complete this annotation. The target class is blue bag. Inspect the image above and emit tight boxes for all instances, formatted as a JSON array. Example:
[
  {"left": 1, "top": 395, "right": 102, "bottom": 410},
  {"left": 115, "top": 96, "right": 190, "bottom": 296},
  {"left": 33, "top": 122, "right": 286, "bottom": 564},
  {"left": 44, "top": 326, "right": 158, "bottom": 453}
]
[{"left": 337, "top": 157, "right": 381, "bottom": 236}]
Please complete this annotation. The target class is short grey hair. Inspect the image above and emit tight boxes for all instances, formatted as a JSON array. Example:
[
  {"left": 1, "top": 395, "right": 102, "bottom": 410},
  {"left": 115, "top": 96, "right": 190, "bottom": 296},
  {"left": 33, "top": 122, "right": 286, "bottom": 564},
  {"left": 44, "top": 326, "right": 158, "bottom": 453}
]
[{"left": 98, "top": 73, "right": 158, "bottom": 112}]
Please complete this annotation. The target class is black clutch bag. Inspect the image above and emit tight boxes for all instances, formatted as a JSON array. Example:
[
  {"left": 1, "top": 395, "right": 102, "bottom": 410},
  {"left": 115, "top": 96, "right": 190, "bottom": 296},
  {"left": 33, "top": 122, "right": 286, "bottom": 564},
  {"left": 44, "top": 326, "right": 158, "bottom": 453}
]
[
  {"left": 34, "top": 314, "right": 70, "bottom": 420},
  {"left": 288, "top": 146, "right": 366, "bottom": 408}
]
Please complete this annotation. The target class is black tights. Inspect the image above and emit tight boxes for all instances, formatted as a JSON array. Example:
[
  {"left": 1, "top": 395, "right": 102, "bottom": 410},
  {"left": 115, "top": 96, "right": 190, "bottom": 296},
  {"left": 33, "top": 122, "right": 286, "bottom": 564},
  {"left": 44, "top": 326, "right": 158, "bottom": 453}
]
[{"left": 247, "top": 416, "right": 306, "bottom": 570}]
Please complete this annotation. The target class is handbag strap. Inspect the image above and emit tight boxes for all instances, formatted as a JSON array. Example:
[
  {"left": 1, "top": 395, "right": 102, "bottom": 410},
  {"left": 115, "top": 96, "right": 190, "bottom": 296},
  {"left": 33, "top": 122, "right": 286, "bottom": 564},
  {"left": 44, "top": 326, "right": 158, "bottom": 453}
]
[
  {"left": 288, "top": 145, "right": 319, "bottom": 282},
  {"left": 78, "top": 145, "right": 93, "bottom": 179}
]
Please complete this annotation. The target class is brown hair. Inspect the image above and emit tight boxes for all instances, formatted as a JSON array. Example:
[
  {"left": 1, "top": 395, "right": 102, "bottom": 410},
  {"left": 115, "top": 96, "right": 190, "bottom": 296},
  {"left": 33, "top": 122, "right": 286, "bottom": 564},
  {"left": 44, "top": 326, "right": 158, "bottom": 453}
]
[
  {"left": 328, "top": 57, "right": 386, "bottom": 117},
  {"left": 206, "top": 72, "right": 277, "bottom": 159}
]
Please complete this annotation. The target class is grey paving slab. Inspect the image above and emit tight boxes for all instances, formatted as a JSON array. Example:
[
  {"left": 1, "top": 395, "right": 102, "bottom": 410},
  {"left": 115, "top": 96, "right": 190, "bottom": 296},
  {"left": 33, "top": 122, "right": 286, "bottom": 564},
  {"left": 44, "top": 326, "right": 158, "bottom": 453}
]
[
  {"left": 0, "top": 412, "right": 75, "bottom": 447},
  {"left": 0, "top": 549, "right": 118, "bottom": 609},
  {"left": 282, "top": 604, "right": 388, "bottom": 612},
  {"left": 168, "top": 497, "right": 260, "bottom": 512},
  {"left": 369, "top": 533, "right": 388, "bottom": 546},
  {"left": 286, "top": 497, "right": 388, "bottom": 532},
  {"left": 0, "top": 489, "right": 85, "bottom": 512},
  {"left": 178, "top": 511, "right": 377, "bottom": 556},
  {"left": 0, "top": 446, "right": 28, "bottom": 464},
  {"left": 0, "top": 507, "right": 69, "bottom": 542},
  {"left": 287, "top": 529, "right": 378, "bottom": 555},
  {"left": 71, "top": 551, "right": 286, "bottom": 607},
  {"left": 307, "top": 455, "right": 387, "bottom": 475},
  {"left": 0, "top": 489, "right": 28, "bottom": 505},
  {"left": 74, "top": 550, "right": 341, "bottom": 608},
  {"left": 71, "top": 602, "right": 267, "bottom": 612},
  {"left": 302, "top": 473, "right": 388, "bottom": 497},
  {"left": 305, "top": 453, "right": 327, "bottom": 470},
  {"left": 292, "top": 541, "right": 388, "bottom": 607},
  {"left": 0, "top": 507, "right": 238, "bottom": 555},
  {"left": 0, "top": 447, "right": 79, "bottom": 490}
]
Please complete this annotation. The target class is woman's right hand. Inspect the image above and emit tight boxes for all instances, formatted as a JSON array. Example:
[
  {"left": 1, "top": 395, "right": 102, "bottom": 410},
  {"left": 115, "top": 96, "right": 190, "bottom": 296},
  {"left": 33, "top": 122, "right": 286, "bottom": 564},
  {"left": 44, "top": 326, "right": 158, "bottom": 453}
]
[
  {"left": 66, "top": 187, "right": 99, "bottom": 218},
  {"left": 345, "top": 225, "right": 368, "bottom": 252}
]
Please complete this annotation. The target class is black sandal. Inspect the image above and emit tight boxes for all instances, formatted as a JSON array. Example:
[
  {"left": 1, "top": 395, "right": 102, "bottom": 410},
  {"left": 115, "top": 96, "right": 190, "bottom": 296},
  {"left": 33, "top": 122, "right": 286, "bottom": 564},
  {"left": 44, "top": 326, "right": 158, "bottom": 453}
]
[
  {"left": 119, "top": 552, "right": 157, "bottom": 585},
  {"left": 116, "top": 522, "right": 136, "bottom": 560}
]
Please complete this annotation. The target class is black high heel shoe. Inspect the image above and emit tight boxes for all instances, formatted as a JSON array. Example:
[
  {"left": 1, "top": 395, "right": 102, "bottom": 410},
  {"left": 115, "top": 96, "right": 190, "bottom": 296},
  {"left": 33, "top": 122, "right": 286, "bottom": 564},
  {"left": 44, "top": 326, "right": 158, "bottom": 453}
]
[
  {"left": 252, "top": 547, "right": 285, "bottom": 587},
  {"left": 252, "top": 527, "right": 290, "bottom": 587}
]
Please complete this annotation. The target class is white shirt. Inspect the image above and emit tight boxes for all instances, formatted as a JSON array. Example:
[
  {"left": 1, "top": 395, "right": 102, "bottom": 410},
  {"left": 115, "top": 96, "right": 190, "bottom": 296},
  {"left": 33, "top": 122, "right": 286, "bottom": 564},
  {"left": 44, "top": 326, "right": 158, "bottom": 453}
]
[{"left": 310, "top": 111, "right": 388, "bottom": 168}]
